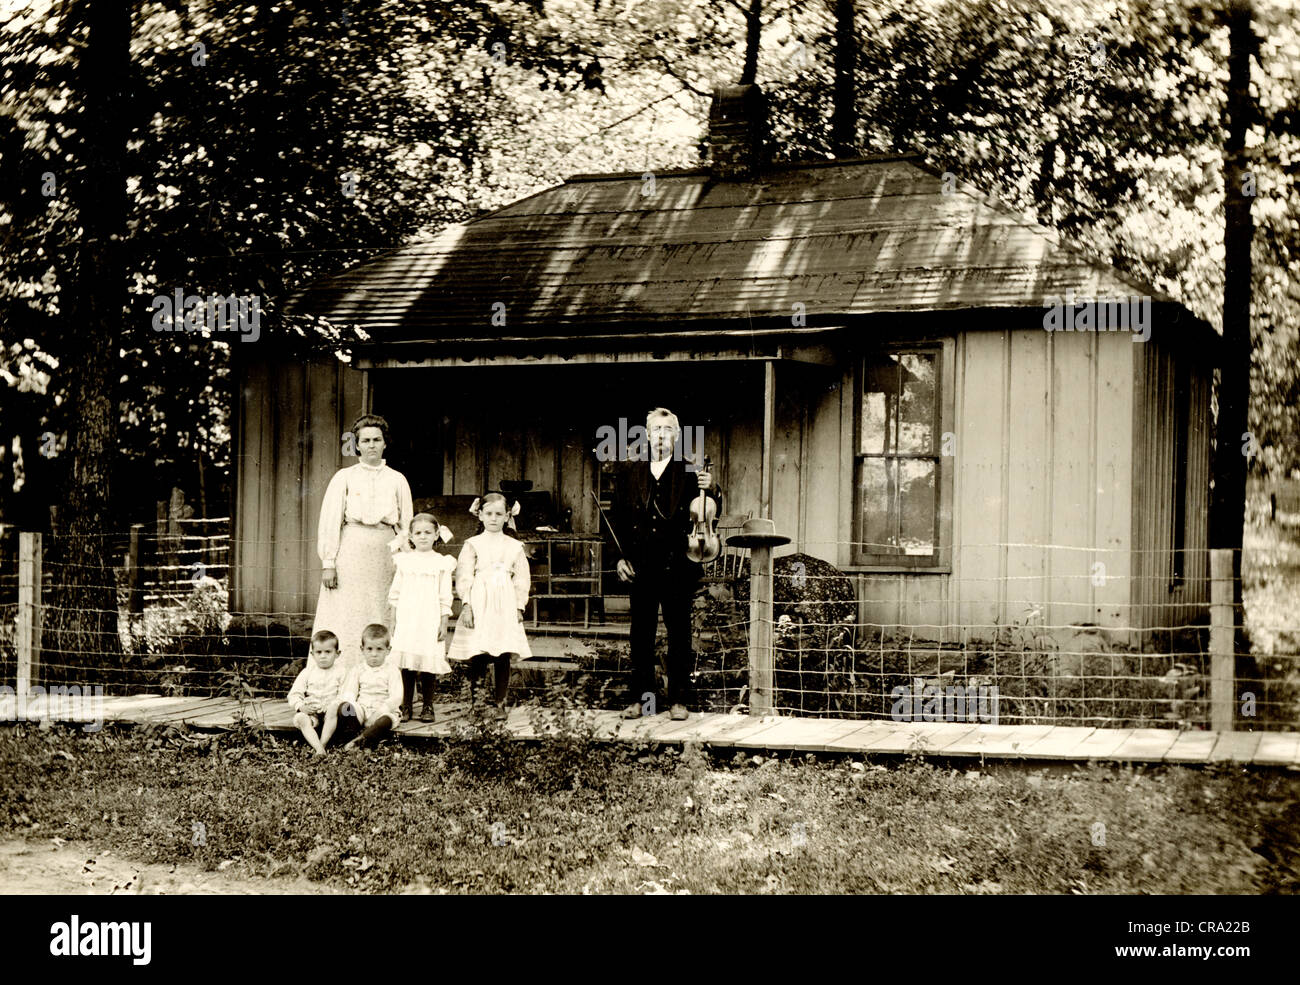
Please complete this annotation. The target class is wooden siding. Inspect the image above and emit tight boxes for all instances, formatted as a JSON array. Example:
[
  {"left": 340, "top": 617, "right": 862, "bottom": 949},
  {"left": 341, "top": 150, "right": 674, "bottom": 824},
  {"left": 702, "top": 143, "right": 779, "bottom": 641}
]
[
  {"left": 370, "top": 361, "right": 758, "bottom": 540},
  {"left": 1130, "top": 341, "right": 1212, "bottom": 638},
  {"left": 232, "top": 358, "right": 364, "bottom": 615},
  {"left": 852, "top": 329, "right": 1136, "bottom": 643},
  {"left": 234, "top": 330, "right": 1209, "bottom": 641}
]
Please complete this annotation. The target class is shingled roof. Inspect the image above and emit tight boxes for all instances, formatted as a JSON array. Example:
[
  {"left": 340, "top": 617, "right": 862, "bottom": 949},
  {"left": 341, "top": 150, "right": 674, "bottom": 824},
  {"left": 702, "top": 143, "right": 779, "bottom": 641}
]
[{"left": 283, "top": 154, "right": 1188, "bottom": 347}]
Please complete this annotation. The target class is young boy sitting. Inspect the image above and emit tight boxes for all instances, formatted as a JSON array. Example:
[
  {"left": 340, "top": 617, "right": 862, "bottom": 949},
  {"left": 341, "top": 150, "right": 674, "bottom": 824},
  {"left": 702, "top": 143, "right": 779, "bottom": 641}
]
[
  {"left": 287, "top": 630, "right": 347, "bottom": 755},
  {"left": 334, "top": 623, "right": 404, "bottom": 750}
]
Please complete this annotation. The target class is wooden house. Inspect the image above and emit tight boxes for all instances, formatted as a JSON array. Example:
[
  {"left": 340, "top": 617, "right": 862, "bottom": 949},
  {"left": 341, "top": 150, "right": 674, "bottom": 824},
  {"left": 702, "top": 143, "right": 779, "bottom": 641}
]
[{"left": 235, "top": 87, "right": 1217, "bottom": 646}]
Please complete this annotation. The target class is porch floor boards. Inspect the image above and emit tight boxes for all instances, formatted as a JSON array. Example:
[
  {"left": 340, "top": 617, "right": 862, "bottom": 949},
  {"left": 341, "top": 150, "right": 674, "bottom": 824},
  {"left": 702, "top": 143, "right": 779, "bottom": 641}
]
[{"left": 22, "top": 695, "right": 1293, "bottom": 766}]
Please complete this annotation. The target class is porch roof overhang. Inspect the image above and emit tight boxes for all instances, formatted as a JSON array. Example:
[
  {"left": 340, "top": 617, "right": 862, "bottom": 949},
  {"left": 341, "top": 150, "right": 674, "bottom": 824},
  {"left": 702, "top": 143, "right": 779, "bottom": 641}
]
[
  {"left": 354, "top": 324, "right": 840, "bottom": 369},
  {"left": 283, "top": 155, "right": 1219, "bottom": 353}
]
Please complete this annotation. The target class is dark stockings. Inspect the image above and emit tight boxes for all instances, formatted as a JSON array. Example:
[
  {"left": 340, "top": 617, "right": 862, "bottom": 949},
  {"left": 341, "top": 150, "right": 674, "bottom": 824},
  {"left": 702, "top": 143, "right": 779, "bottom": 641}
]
[
  {"left": 468, "top": 653, "right": 511, "bottom": 705},
  {"left": 402, "top": 670, "right": 439, "bottom": 712}
]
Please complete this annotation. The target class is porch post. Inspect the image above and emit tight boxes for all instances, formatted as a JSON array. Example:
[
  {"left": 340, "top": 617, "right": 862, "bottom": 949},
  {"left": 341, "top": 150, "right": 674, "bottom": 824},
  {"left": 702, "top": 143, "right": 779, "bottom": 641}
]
[
  {"left": 761, "top": 360, "right": 775, "bottom": 519},
  {"left": 749, "top": 543, "right": 774, "bottom": 715},
  {"left": 731, "top": 520, "right": 790, "bottom": 717}
]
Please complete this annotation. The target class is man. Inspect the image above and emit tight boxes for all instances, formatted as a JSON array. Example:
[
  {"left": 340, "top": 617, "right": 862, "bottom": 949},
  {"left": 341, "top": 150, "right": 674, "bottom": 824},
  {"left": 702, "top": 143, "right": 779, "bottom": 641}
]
[{"left": 610, "top": 407, "right": 721, "bottom": 721}]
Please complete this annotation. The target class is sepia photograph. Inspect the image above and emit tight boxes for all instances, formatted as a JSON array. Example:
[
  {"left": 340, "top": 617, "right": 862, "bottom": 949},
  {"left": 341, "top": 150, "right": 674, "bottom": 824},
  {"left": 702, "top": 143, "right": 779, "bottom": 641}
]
[{"left": 0, "top": 0, "right": 1296, "bottom": 939}]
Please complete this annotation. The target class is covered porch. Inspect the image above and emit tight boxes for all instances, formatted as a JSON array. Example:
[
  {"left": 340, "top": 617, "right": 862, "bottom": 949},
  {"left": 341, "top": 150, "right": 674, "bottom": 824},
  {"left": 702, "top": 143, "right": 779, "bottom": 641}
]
[
  {"left": 231, "top": 336, "right": 840, "bottom": 630},
  {"left": 368, "top": 338, "right": 837, "bottom": 632}
]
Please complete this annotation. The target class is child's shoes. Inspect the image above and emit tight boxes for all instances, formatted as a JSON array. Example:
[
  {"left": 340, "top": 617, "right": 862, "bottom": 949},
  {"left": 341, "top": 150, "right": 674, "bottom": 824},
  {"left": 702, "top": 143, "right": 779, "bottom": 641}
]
[{"left": 420, "top": 703, "right": 436, "bottom": 723}]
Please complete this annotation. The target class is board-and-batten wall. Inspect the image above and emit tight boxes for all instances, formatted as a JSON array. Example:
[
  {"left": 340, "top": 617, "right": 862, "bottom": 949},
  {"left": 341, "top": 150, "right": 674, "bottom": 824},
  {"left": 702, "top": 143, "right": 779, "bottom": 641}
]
[
  {"left": 232, "top": 358, "right": 364, "bottom": 616},
  {"left": 832, "top": 329, "right": 1141, "bottom": 643},
  {"left": 232, "top": 341, "right": 1208, "bottom": 636},
  {"left": 424, "top": 361, "right": 841, "bottom": 557},
  {"left": 1130, "top": 340, "right": 1211, "bottom": 633},
  {"left": 424, "top": 362, "right": 792, "bottom": 542}
]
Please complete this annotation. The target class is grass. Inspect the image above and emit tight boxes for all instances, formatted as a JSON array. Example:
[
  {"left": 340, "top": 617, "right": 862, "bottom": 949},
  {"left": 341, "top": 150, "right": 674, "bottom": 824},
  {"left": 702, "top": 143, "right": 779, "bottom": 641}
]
[
  {"left": 4, "top": 499, "right": 1300, "bottom": 894},
  {"left": 2, "top": 719, "right": 1297, "bottom": 894}
]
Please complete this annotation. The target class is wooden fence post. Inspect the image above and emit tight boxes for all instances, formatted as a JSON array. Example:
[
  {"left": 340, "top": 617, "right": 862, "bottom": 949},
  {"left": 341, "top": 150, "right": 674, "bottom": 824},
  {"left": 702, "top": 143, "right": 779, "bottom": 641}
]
[
  {"left": 16, "top": 531, "right": 42, "bottom": 695},
  {"left": 733, "top": 520, "right": 790, "bottom": 717},
  {"left": 155, "top": 499, "right": 171, "bottom": 592},
  {"left": 748, "top": 544, "right": 775, "bottom": 716},
  {"left": 1209, "top": 548, "right": 1234, "bottom": 732},
  {"left": 126, "top": 523, "right": 145, "bottom": 615}
]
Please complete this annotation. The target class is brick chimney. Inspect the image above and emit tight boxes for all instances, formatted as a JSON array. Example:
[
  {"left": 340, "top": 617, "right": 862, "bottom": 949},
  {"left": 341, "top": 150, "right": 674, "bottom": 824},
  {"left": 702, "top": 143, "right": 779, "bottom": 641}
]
[{"left": 707, "top": 84, "right": 769, "bottom": 180}]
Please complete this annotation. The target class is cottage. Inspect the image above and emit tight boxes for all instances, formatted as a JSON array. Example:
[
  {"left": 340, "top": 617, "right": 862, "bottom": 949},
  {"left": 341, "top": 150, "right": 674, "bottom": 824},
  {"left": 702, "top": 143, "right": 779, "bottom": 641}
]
[{"left": 234, "top": 86, "right": 1216, "bottom": 648}]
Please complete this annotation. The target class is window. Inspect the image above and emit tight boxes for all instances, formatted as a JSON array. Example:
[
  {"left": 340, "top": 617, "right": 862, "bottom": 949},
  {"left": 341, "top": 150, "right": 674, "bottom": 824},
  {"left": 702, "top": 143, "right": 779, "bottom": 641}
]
[{"left": 854, "top": 346, "right": 948, "bottom": 568}]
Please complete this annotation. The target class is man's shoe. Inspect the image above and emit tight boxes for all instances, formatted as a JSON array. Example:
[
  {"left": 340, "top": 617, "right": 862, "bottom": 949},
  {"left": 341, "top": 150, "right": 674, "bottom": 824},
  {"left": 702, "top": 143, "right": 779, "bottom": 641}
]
[
  {"left": 670, "top": 704, "right": 688, "bottom": 721},
  {"left": 621, "top": 703, "right": 643, "bottom": 719}
]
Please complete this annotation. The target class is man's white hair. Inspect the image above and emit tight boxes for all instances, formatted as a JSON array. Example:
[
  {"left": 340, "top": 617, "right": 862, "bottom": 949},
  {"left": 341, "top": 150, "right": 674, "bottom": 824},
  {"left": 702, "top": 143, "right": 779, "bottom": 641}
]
[{"left": 645, "top": 407, "right": 680, "bottom": 431}]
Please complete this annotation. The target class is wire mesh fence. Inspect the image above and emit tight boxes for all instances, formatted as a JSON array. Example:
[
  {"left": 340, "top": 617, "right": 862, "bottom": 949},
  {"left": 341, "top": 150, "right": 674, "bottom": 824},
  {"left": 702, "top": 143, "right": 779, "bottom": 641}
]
[
  {"left": 689, "top": 541, "right": 1298, "bottom": 732},
  {"left": 2, "top": 512, "right": 1298, "bottom": 733}
]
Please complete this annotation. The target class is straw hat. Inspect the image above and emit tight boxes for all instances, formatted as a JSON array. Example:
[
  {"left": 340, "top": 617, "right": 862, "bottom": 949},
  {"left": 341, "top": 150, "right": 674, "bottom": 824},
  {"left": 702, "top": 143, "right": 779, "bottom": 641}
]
[{"left": 726, "top": 517, "right": 791, "bottom": 549}]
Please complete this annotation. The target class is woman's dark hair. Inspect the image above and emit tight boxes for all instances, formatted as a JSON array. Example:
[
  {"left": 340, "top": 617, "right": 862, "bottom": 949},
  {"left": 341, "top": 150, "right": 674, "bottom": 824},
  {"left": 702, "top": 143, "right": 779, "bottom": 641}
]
[{"left": 350, "top": 413, "right": 390, "bottom": 446}]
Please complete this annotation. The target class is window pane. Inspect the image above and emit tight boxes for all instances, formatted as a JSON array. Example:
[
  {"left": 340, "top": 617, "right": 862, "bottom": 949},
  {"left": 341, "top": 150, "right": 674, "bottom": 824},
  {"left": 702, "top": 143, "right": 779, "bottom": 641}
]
[
  {"left": 898, "top": 353, "right": 936, "bottom": 454},
  {"left": 898, "top": 459, "right": 936, "bottom": 556},
  {"left": 857, "top": 457, "right": 897, "bottom": 554},
  {"left": 861, "top": 356, "right": 899, "bottom": 454}
]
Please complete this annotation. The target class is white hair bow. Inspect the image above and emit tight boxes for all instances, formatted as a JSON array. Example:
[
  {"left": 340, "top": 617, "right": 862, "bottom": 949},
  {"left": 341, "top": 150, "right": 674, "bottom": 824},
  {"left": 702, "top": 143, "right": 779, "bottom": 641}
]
[
  {"left": 468, "top": 497, "right": 521, "bottom": 530},
  {"left": 468, "top": 498, "right": 521, "bottom": 516}
]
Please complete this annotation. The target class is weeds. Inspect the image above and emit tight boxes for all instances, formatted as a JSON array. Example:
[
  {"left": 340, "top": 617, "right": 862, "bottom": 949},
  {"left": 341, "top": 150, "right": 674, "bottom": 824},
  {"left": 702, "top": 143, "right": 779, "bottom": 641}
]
[
  {"left": 442, "top": 686, "right": 620, "bottom": 795},
  {"left": 2, "top": 721, "right": 1297, "bottom": 894}
]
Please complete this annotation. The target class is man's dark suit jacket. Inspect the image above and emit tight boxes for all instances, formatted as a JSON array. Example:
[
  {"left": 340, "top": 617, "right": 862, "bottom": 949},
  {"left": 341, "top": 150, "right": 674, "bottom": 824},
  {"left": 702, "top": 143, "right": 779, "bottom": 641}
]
[{"left": 610, "top": 457, "right": 723, "bottom": 574}]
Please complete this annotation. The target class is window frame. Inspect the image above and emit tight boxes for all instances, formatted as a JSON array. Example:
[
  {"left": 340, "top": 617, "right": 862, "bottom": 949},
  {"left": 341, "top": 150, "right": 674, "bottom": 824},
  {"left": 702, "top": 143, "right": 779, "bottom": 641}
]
[{"left": 849, "top": 339, "right": 955, "bottom": 572}]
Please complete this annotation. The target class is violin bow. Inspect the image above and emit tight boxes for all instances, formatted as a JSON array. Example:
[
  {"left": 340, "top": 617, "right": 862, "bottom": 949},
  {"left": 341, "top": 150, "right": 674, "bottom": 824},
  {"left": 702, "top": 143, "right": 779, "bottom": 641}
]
[{"left": 589, "top": 489, "right": 628, "bottom": 560}]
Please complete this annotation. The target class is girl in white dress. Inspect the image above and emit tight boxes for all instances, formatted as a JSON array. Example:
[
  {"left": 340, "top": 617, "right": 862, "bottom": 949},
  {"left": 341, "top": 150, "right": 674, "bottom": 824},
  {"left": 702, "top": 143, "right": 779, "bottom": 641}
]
[
  {"left": 389, "top": 513, "right": 456, "bottom": 723},
  {"left": 447, "top": 493, "right": 531, "bottom": 719}
]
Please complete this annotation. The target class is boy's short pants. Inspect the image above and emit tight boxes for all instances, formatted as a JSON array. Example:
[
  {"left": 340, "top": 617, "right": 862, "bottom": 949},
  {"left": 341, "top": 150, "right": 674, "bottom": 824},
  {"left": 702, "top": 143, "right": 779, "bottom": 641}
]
[
  {"left": 340, "top": 701, "right": 401, "bottom": 727},
  {"left": 300, "top": 712, "right": 324, "bottom": 733}
]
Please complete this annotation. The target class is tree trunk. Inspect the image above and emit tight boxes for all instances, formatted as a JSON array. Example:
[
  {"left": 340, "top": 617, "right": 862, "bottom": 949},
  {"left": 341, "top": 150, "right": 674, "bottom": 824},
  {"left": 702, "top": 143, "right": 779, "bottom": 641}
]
[
  {"left": 739, "top": 0, "right": 762, "bottom": 85},
  {"left": 1034, "top": 137, "right": 1057, "bottom": 226},
  {"left": 831, "top": 0, "right": 856, "bottom": 156},
  {"left": 46, "top": 0, "right": 132, "bottom": 673},
  {"left": 1209, "top": 0, "right": 1257, "bottom": 617}
]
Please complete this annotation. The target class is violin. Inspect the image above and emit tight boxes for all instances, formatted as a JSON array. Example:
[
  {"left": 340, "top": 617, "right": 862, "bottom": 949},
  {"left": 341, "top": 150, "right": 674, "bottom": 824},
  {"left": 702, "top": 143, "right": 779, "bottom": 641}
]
[{"left": 686, "top": 455, "right": 720, "bottom": 564}]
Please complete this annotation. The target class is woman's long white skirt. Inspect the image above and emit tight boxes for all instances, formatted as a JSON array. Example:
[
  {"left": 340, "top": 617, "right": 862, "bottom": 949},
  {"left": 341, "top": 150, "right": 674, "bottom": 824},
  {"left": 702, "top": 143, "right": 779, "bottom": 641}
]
[{"left": 312, "top": 523, "right": 394, "bottom": 670}]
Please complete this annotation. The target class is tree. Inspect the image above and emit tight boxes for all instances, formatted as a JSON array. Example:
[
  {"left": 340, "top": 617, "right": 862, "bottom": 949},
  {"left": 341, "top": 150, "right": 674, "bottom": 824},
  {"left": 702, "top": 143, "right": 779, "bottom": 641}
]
[
  {"left": 1209, "top": 0, "right": 1260, "bottom": 605},
  {"left": 831, "top": 0, "right": 856, "bottom": 156},
  {"left": 1, "top": 0, "right": 618, "bottom": 671},
  {"left": 44, "top": 0, "right": 132, "bottom": 666}
]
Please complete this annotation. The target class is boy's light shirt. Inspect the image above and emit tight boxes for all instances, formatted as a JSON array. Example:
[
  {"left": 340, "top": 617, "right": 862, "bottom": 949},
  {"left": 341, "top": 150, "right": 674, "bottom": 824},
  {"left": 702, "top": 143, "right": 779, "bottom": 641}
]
[
  {"left": 287, "top": 660, "right": 347, "bottom": 712},
  {"left": 341, "top": 656, "right": 404, "bottom": 721}
]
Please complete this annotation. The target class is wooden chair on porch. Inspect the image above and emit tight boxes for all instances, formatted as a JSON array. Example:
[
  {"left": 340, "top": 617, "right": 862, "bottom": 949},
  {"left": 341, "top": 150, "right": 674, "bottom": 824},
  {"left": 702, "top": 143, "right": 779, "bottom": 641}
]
[
  {"left": 702, "top": 513, "right": 752, "bottom": 587},
  {"left": 696, "top": 513, "right": 752, "bottom": 652}
]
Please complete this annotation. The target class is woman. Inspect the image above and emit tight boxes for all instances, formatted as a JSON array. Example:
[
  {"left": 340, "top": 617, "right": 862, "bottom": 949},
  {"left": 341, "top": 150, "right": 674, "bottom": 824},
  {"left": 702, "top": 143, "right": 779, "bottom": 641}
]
[{"left": 313, "top": 414, "right": 413, "bottom": 670}]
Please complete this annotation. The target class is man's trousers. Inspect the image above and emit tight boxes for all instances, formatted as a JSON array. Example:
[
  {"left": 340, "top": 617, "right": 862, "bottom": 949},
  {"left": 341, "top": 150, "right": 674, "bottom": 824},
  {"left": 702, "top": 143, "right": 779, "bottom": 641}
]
[{"left": 627, "top": 557, "right": 698, "bottom": 708}]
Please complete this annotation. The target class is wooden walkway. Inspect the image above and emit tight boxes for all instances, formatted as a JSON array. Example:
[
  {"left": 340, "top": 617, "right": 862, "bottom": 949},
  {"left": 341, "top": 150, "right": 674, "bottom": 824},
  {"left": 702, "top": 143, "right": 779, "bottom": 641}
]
[{"left": 30, "top": 694, "right": 1300, "bottom": 766}]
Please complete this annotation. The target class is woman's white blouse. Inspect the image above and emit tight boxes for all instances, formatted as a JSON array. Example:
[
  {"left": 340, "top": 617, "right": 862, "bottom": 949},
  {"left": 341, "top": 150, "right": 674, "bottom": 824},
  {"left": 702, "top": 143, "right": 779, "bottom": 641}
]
[{"left": 317, "top": 460, "right": 414, "bottom": 567}]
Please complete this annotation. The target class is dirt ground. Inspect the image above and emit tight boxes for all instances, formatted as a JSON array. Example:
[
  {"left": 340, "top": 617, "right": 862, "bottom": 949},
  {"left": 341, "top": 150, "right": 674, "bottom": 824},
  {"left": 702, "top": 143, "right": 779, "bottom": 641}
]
[{"left": 0, "top": 837, "right": 341, "bottom": 895}]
